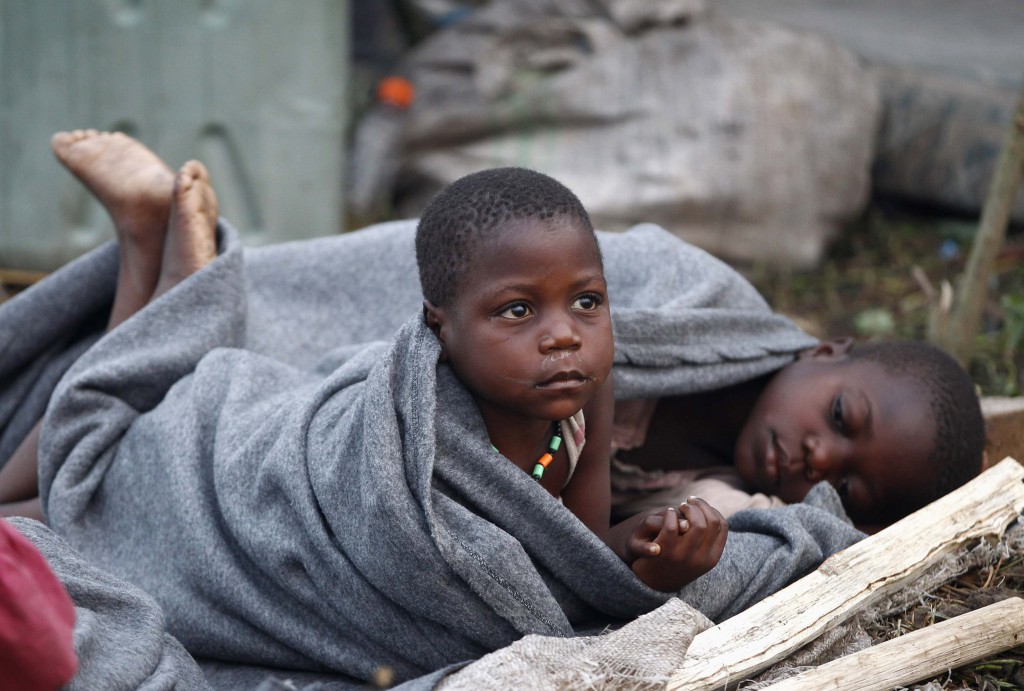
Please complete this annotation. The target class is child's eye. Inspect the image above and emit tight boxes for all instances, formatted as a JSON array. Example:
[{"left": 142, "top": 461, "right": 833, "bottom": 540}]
[
  {"left": 497, "top": 302, "right": 531, "bottom": 320},
  {"left": 571, "top": 294, "right": 603, "bottom": 311},
  {"left": 831, "top": 394, "right": 845, "bottom": 432},
  {"left": 836, "top": 476, "right": 850, "bottom": 499}
]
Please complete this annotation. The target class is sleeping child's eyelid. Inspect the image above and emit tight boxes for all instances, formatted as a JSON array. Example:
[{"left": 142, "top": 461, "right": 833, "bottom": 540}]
[
  {"left": 831, "top": 394, "right": 844, "bottom": 431},
  {"left": 837, "top": 476, "right": 850, "bottom": 498}
]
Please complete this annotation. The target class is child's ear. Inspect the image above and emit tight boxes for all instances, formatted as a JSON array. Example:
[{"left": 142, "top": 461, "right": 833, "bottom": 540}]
[
  {"left": 422, "top": 300, "right": 444, "bottom": 335},
  {"left": 799, "top": 337, "right": 854, "bottom": 360},
  {"left": 422, "top": 300, "right": 448, "bottom": 361}
]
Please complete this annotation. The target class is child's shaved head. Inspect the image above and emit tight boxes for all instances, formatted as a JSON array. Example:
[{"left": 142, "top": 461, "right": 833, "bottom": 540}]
[
  {"left": 415, "top": 167, "right": 597, "bottom": 307},
  {"left": 849, "top": 341, "right": 984, "bottom": 498}
]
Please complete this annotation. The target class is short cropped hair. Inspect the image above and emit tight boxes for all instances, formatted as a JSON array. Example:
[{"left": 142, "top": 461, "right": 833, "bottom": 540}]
[
  {"left": 415, "top": 167, "right": 596, "bottom": 306},
  {"left": 850, "top": 341, "right": 984, "bottom": 501}
]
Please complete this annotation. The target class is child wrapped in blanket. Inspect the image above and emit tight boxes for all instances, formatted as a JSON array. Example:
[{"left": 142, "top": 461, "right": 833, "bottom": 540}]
[
  {"left": 0, "top": 130, "right": 981, "bottom": 686},
  {"left": 0, "top": 133, "right": 986, "bottom": 537},
  {"left": 414, "top": 166, "right": 727, "bottom": 590},
  {"left": 3, "top": 131, "right": 725, "bottom": 593}
]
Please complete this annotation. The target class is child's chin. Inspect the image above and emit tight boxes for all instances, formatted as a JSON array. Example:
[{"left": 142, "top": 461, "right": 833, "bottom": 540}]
[
  {"left": 527, "top": 393, "right": 591, "bottom": 419},
  {"left": 776, "top": 480, "right": 815, "bottom": 505},
  {"left": 527, "top": 403, "right": 584, "bottom": 424},
  {"left": 732, "top": 446, "right": 761, "bottom": 490}
]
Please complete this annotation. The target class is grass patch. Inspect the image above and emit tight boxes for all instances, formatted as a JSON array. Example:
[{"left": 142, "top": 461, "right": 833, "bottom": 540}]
[{"left": 745, "top": 202, "right": 1024, "bottom": 396}]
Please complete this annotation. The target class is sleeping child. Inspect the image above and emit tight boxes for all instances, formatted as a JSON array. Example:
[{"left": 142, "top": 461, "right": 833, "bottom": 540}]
[{"left": 610, "top": 336, "right": 985, "bottom": 531}]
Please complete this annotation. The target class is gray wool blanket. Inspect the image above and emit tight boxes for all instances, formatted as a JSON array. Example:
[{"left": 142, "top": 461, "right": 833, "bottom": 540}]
[{"left": 0, "top": 220, "right": 864, "bottom": 689}]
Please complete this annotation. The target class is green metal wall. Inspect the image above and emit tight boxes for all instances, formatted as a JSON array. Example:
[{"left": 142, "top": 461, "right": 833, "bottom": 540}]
[{"left": 0, "top": 0, "right": 349, "bottom": 271}]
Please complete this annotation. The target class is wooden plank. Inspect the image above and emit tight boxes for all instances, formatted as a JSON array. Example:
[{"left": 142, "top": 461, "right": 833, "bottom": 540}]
[
  {"left": 761, "top": 597, "right": 1024, "bottom": 691},
  {"left": 668, "top": 457, "right": 1024, "bottom": 691},
  {"left": 982, "top": 397, "right": 1024, "bottom": 468},
  {"left": 0, "top": 267, "right": 47, "bottom": 287}
]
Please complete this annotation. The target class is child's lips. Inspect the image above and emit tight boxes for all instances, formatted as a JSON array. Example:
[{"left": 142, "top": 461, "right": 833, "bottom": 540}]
[
  {"left": 535, "top": 370, "right": 589, "bottom": 389},
  {"left": 764, "top": 430, "right": 788, "bottom": 490}
]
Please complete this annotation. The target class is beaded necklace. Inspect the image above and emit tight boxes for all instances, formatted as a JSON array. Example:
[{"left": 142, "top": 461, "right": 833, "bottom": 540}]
[
  {"left": 531, "top": 422, "right": 563, "bottom": 481},
  {"left": 491, "top": 422, "right": 564, "bottom": 481}
]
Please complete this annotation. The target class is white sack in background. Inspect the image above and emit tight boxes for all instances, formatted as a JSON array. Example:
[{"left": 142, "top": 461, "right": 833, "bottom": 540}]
[{"left": 368, "top": 0, "right": 880, "bottom": 268}]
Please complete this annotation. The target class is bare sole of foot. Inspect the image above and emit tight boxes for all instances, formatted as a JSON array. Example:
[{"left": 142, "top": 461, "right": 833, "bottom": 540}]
[
  {"left": 52, "top": 130, "right": 178, "bottom": 327},
  {"left": 51, "top": 130, "right": 174, "bottom": 246},
  {"left": 154, "top": 160, "right": 220, "bottom": 299}
]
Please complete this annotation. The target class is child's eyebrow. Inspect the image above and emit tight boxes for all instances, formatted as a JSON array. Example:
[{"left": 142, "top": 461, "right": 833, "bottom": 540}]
[
  {"left": 569, "top": 272, "right": 608, "bottom": 291},
  {"left": 479, "top": 273, "right": 607, "bottom": 301},
  {"left": 555, "top": 272, "right": 608, "bottom": 296}
]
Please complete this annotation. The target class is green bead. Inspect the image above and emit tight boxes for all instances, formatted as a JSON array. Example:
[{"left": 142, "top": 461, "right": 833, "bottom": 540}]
[
  {"left": 548, "top": 435, "right": 562, "bottom": 452},
  {"left": 532, "top": 463, "right": 545, "bottom": 480}
]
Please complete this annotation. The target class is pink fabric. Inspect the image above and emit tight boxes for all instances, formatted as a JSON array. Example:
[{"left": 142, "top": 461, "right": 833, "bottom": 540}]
[
  {"left": 0, "top": 518, "right": 77, "bottom": 690},
  {"left": 611, "top": 461, "right": 785, "bottom": 518},
  {"left": 610, "top": 398, "right": 658, "bottom": 452},
  {"left": 610, "top": 398, "right": 785, "bottom": 517},
  {"left": 560, "top": 410, "right": 587, "bottom": 489}
]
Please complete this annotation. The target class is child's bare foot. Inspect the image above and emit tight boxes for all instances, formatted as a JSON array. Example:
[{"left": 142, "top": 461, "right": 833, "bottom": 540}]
[
  {"left": 51, "top": 130, "right": 175, "bottom": 328},
  {"left": 51, "top": 130, "right": 174, "bottom": 240},
  {"left": 153, "top": 160, "right": 219, "bottom": 298}
]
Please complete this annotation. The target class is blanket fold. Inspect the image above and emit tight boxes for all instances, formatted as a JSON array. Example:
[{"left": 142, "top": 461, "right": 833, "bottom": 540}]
[
  {"left": 0, "top": 219, "right": 862, "bottom": 687},
  {"left": 36, "top": 221, "right": 674, "bottom": 683},
  {"left": 10, "top": 517, "right": 211, "bottom": 690}
]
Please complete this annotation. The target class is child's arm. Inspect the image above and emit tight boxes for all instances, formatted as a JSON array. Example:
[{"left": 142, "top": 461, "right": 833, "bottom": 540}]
[
  {"left": 561, "top": 379, "right": 728, "bottom": 592},
  {"left": 559, "top": 376, "right": 614, "bottom": 535}
]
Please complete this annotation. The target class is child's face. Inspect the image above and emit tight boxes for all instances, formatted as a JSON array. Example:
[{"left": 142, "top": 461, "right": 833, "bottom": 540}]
[
  {"left": 430, "top": 217, "right": 613, "bottom": 426},
  {"left": 734, "top": 343, "right": 937, "bottom": 525}
]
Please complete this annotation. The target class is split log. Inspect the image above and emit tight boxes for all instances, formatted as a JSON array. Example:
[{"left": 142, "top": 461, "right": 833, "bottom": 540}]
[
  {"left": 982, "top": 397, "right": 1024, "bottom": 467},
  {"left": 668, "top": 457, "right": 1024, "bottom": 691},
  {"left": 0, "top": 267, "right": 47, "bottom": 287},
  {"left": 761, "top": 597, "right": 1024, "bottom": 691}
]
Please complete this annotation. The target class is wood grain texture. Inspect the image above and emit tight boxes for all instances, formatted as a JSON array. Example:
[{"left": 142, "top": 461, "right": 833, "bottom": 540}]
[
  {"left": 761, "top": 597, "right": 1024, "bottom": 691},
  {"left": 668, "top": 457, "right": 1024, "bottom": 691}
]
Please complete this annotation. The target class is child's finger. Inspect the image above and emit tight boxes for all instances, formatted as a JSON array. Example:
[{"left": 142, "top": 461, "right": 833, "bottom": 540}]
[
  {"left": 682, "top": 497, "right": 728, "bottom": 550},
  {"left": 639, "top": 508, "right": 681, "bottom": 559},
  {"left": 679, "top": 498, "right": 707, "bottom": 534},
  {"left": 642, "top": 514, "right": 665, "bottom": 533},
  {"left": 676, "top": 500, "right": 690, "bottom": 532},
  {"left": 686, "top": 496, "right": 721, "bottom": 523},
  {"left": 627, "top": 535, "right": 661, "bottom": 558},
  {"left": 660, "top": 507, "right": 679, "bottom": 538}
]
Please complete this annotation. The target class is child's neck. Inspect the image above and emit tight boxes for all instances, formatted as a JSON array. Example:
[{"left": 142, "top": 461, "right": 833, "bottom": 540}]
[
  {"left": 618, "top": 373, "right": 770, "bottom": 472},
  {"left": 478, "top": 408, "right": 558, "bottom": 475}
]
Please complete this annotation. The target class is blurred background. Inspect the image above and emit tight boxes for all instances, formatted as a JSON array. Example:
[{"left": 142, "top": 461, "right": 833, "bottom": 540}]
[
  {"left": 2, "top": 2, "right": 1024, "bottom": 685},
  {"left": 1, "top": 0, "right": 1022, "bottom": 400}
]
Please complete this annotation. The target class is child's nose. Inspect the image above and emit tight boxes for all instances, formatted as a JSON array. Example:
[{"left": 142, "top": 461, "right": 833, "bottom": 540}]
[
  {"left": 539, "top": 317, "right": 581, "bottom": 351},
  {"left": 802, "top": 436, "right": 835, "bottom": 483}
]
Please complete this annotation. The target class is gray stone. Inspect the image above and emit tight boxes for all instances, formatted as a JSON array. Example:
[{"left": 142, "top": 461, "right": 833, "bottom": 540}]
[{"left": 715, "top": 0, "right": 1024, "bottom": 220}]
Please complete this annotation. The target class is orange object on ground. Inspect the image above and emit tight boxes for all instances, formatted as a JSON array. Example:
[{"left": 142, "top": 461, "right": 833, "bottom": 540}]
[{"left": 377, "top": 76, "right": 416, "bottom": 109}]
